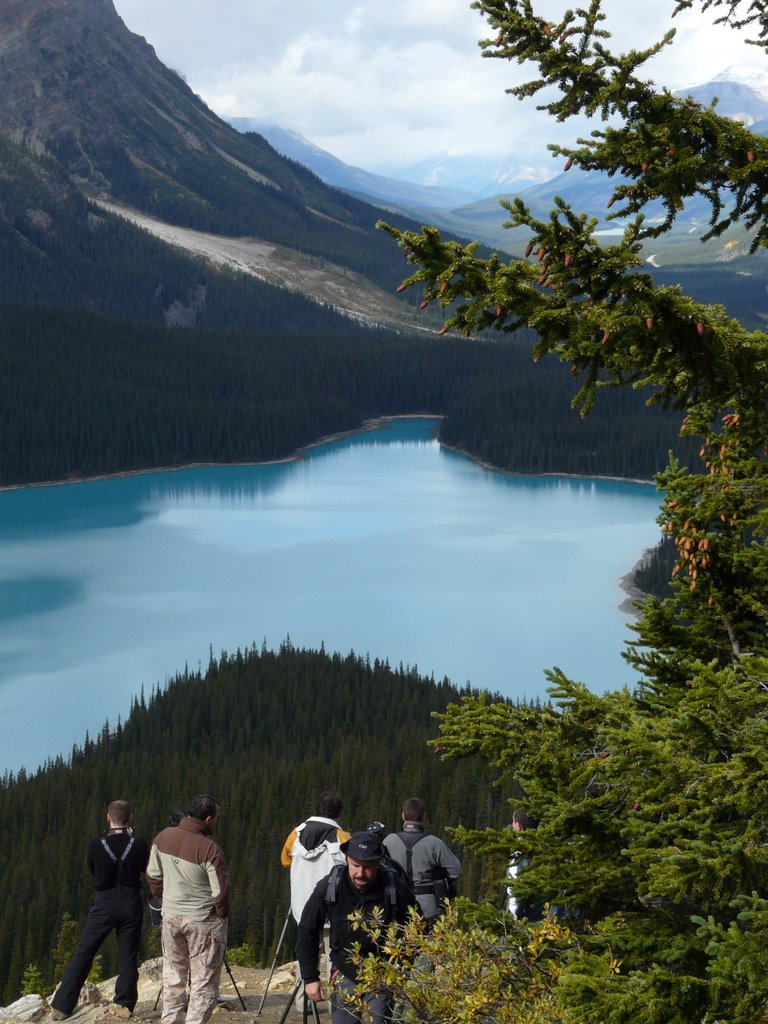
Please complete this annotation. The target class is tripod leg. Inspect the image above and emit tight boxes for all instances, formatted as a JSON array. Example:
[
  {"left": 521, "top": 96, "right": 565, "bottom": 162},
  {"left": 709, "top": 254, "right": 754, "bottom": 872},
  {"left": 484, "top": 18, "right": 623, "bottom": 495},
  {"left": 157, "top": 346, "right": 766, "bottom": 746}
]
[
  {"left": 256, "top": 906, "right": 293, "bottom": 1016},
  {"left": 301, "top": 992, "right": 321, "bottom": 1024},
  {"left": 301, "top": 991, "right": 321, "bottom": 1024},
  {"left": 277, "top": 979, "right": 303, "bottom": 1024},
  {"left": 223, "top": 958, "right": 247, "bottom": 1011}
]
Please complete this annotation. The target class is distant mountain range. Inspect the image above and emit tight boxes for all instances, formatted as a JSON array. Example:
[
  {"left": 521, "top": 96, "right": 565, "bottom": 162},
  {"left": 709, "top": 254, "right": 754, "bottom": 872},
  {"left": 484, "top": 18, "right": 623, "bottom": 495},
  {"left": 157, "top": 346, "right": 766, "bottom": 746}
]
[
  {"left": 230, "top": 69, "right": 768, "bottom": 256},
  {"left": 228, "top": 120, "right": 480, "bottom": 211},
  {"left": 681, "top": 67, "right": 768, "bottom": 133}
]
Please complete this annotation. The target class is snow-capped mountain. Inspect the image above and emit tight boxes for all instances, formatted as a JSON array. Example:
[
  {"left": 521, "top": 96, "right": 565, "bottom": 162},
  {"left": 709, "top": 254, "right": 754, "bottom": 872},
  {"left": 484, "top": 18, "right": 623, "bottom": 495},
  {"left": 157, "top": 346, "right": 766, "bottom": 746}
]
[
  {"left": 228, "top": 118, "right": 477, "bottom": 211},
  {"left": 676, "top": 67, "right": 768, "bottom": 126},
  {"left": 387, "top": 152, "right": 551, "bottom": 198},
  {"left": 228, "top": 71, "right": 768, "bottom": 252}
]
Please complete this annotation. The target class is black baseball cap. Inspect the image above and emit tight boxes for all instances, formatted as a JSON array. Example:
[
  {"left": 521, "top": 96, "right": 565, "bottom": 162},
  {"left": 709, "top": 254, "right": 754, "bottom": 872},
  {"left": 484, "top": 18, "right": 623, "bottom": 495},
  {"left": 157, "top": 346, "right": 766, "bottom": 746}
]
[{"left": 341, "top": 831, "right": 384, "bottom": 861}]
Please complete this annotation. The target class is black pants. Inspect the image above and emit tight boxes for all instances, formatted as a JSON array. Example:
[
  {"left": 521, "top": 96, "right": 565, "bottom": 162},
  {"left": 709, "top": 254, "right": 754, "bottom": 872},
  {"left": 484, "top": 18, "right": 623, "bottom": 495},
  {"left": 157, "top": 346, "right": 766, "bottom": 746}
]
[{"left": 52, "top": 887, "right": 143, "bottom": 1015}]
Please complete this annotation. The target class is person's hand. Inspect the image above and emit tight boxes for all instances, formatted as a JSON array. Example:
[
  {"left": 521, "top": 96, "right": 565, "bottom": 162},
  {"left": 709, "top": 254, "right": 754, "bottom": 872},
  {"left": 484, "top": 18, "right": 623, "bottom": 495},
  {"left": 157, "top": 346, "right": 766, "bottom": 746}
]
[{"left": 304, "top": 981, "right": 324, "bottom": 1003}]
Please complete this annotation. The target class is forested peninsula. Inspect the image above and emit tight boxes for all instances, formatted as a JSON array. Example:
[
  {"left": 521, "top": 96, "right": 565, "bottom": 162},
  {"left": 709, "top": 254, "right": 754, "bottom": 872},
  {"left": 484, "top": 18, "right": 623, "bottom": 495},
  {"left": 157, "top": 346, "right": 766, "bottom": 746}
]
[{"left": 0, "top": 302, "right": 696, "bottom": 489}]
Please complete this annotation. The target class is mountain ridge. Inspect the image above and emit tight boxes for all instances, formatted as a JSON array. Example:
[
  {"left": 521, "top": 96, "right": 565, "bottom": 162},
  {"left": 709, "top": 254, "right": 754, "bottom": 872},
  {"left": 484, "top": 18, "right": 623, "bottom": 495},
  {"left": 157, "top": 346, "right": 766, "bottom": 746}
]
[
  {"left": 0, "top": 0, "right": 465, "bottom": 331},
  {"left": 0, "top": 0, "right": 432, "bottom": 305},
  {"left": 230, "top": 71, "right": 768, "bottom": 258}
]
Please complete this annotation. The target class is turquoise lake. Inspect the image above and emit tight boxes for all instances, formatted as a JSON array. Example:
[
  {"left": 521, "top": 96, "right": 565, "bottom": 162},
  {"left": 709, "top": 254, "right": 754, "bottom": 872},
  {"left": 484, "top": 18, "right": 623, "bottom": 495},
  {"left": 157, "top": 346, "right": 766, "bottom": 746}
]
[{"left": 0, "top": 418, "right": 662, "bottom": 775}]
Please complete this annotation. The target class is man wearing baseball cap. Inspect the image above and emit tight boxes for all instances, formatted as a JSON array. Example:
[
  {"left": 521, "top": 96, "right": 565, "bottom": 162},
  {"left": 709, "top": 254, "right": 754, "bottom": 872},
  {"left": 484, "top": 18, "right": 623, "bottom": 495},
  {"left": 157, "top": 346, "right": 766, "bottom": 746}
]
[{"left": 296, "top": 830, "right": 418, "bottom": 1023}]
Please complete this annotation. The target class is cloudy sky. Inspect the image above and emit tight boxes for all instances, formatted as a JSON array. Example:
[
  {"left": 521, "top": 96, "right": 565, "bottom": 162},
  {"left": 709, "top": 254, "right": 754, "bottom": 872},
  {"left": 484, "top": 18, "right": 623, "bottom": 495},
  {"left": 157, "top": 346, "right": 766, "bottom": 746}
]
[{"left": 112, "top": 0, "right": 764, "bottom": 177}]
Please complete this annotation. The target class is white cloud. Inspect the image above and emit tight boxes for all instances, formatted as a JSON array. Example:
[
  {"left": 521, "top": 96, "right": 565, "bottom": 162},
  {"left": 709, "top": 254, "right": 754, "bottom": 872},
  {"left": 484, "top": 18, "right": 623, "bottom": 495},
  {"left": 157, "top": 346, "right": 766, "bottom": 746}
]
[{"left": 114, "top": 0, "right": 763, "bottom": 173}]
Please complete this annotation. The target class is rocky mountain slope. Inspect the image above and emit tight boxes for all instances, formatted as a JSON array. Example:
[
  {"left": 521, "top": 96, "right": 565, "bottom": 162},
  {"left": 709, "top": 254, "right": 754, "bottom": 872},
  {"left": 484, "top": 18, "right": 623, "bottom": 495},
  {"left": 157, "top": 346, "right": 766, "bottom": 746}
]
[{"left": 0, "top": 0, "right": 430, "bottom": 321}]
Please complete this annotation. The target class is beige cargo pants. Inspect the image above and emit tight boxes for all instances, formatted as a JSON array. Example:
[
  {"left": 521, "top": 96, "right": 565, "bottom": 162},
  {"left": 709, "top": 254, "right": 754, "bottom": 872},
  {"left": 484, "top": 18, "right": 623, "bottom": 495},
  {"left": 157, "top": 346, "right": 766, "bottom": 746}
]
[{"left": 160, "top": 911, "right": 227, "bottom": 1024}]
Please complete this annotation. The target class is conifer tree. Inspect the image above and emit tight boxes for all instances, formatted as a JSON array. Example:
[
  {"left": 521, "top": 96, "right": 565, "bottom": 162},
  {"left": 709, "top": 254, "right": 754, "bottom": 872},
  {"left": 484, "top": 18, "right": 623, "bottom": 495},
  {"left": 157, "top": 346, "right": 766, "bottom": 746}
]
[
  {"left": 374, "top": 2, "right": 768, "bottom": 1022},
  {"left": 87, "top": 956, "right": 102, "bottom": 985},
  {"left": 20, "top": 964, "right": 47, "bottom": 998},
  {"left": 52, "top": 914, "right": 79, "bottom": 982}
]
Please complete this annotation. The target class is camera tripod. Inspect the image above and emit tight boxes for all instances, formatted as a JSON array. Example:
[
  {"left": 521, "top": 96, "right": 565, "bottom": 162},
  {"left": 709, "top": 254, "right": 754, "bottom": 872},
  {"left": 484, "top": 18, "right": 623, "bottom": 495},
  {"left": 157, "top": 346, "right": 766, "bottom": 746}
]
[{"left": 276, "top": 979, "right": 321, "bottom": 1024}]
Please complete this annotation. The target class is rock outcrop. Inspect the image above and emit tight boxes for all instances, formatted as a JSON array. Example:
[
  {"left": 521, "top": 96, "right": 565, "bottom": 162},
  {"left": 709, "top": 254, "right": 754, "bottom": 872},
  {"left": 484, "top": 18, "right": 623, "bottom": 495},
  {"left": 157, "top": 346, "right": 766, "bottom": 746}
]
[{"left": 0, "top": 959, "right": 300, "bottom": 1024}]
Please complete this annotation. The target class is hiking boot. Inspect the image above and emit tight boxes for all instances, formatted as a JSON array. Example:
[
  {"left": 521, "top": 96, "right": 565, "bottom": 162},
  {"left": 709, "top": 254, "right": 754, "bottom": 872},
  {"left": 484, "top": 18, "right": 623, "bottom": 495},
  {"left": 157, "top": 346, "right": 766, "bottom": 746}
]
[
  {"left": 109, "top": 1007, "right": 132, "bottom": 1020},
  {"left": 51, "top": 1011, "right": 70, "bottom": 1021}
]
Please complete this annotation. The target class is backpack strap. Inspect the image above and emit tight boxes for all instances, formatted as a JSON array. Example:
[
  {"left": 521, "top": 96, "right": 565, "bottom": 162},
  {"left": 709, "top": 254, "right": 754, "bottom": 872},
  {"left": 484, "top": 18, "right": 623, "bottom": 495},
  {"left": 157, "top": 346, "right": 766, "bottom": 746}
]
[
  {"left": 379, "top": 863, "right": 398, "bottom": 918},
  {"left": 100, "top": 835, "right": 135, "bottom": 882},
  {"left": 397, "top": 831, "right": 427, "bottom": 888},
  {"left": 100, "top": 836, "right": 135, "bottom": 862},
  {"left": 324, "top": 862, "right": 346, "bottom": 907}
]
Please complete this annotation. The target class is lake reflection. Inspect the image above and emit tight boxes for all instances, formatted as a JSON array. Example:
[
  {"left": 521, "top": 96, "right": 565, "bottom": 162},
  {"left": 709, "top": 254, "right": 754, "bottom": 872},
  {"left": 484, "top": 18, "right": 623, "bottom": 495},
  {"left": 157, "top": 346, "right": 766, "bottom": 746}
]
[{"left": 0, "top": 418, "right": 661, "bottom": 774}]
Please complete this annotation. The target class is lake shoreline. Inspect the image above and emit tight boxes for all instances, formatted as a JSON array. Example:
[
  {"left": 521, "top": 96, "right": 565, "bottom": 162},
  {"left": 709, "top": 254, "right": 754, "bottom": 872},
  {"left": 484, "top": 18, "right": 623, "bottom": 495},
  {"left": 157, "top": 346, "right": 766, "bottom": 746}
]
[
  {"left": 0, "top": 414, "right": 657, "bottom": 492},
  {"left": 0, "top": 414, "right": 659, "bottom": 611},
  {"left": 0, "top": 417, "right": 662, "bottom": 775},
  {"left": 438, "top": 438, "right": 655, "bottom": 488},
  {"left": 436, "top": 438, "right": 658, "bottom": 616},
  {"left": 618, "top": 554, "right": 654, "bottom": 617}
]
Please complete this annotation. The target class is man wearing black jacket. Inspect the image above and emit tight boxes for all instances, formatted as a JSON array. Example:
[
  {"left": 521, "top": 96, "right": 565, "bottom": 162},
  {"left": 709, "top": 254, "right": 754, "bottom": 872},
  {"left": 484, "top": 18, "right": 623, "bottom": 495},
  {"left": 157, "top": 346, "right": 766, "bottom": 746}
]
[
  {"left": 297, "top": 831, "right": 418, "bottom": 1024},
  {"left": 51, "top": 800, "right": 150, "bottom": 1020}
]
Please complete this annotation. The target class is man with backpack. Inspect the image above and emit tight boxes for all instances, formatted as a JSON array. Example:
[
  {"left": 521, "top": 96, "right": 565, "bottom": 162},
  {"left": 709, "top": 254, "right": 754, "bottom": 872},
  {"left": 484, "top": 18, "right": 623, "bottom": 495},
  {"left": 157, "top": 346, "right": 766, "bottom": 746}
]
[
  {"left": 280, "top": 791, "right": 350, "bottom": 923},
  {"left": 383, "top": 797, "right": 462, "bottom": 922},
  {"left": 297, "top": 831, "right": 418, "bottom": 1024},
  {"left": 51, "top": 800, "right": 150, "bottom": 1021},
  {"left": 280, "top": 792, "right": 350, "bottom": 1012}
]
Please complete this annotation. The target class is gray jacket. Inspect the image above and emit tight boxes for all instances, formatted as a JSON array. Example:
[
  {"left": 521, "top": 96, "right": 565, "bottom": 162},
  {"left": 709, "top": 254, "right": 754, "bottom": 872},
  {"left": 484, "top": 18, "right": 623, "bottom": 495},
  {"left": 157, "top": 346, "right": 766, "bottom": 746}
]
[{"left": 383, "top": 823, "right": 462, "bottom": 918}]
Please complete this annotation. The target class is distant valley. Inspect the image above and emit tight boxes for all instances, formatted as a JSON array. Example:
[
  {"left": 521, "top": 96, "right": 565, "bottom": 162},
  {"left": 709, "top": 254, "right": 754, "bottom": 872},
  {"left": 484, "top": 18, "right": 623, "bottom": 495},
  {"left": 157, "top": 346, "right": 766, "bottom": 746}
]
[{"left": 230, "top": 69, "right": 768, "bottom": 325}]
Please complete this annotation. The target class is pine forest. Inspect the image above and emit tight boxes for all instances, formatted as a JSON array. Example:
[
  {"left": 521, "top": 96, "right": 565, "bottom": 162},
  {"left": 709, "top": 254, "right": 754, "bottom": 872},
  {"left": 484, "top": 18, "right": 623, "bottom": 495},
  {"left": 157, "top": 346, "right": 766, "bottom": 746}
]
[{"left": 0, "top": 645, "right": 504, "bottom": 1002}]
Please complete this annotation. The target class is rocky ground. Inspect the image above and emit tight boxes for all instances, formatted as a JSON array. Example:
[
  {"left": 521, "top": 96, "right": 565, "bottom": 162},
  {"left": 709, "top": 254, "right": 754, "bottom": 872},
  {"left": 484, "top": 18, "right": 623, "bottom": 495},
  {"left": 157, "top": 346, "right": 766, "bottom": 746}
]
[{"left": 0, "top": 960, "right": 327, "bottom": 1024}]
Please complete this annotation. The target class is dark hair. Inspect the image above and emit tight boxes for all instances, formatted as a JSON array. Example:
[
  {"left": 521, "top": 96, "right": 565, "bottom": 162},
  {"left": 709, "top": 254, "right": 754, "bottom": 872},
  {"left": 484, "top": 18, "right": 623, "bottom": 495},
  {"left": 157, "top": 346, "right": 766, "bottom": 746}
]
[
  {"left": 315, "top": 791, "right": 343, "bottom": 819},
  {"left": 167, "top": 809, "right": 186, "bottom": 827},
  {"left": 402, "top": 797, "right": 426, "bottom": 822},
  {"left": 188, "top": 794, "right": 219, "bottom": 821},
  {"left": 108, "top": 799, "right": 132, "bottom": 826},
  {"left": 512, "top": 809, "right": 537, "bottom": 830}
]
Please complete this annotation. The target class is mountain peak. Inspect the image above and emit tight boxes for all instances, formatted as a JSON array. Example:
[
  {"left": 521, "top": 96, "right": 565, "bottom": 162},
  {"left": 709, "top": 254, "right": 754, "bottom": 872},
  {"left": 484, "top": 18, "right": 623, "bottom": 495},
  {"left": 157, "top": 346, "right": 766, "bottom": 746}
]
[
  {"left": 674, "top": 68, "right": 768, "bottom": 128},
  {"left": 0, "top": 0, "right": 174, "bottom": 157},
  {"left": 0, "top": 0, "right": 428, "bottom": 320},
  {"left": 706, "top": 65, "right": 768, "bottom": 102}
]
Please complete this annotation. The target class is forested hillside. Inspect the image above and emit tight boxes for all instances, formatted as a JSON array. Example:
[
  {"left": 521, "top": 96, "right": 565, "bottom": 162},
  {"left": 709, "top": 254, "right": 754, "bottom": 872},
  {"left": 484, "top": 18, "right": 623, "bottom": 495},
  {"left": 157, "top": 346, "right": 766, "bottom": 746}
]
[
  {"left": 0, "top": 136, "right": 433, "bottom": 333},
  {"left": 0, "top": 302, "right": 697, "bottom": 487},
  {"left": 0, "top": 643, "right": 504, "bottom": 1003}
]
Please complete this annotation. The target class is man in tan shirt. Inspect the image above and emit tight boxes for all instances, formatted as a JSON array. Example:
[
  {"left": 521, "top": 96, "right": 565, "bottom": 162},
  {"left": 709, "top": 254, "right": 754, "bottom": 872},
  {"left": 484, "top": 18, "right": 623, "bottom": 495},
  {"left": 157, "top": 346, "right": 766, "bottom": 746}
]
[{"left": 147, "top": 794, "right": 230, "bottom": 1024}]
